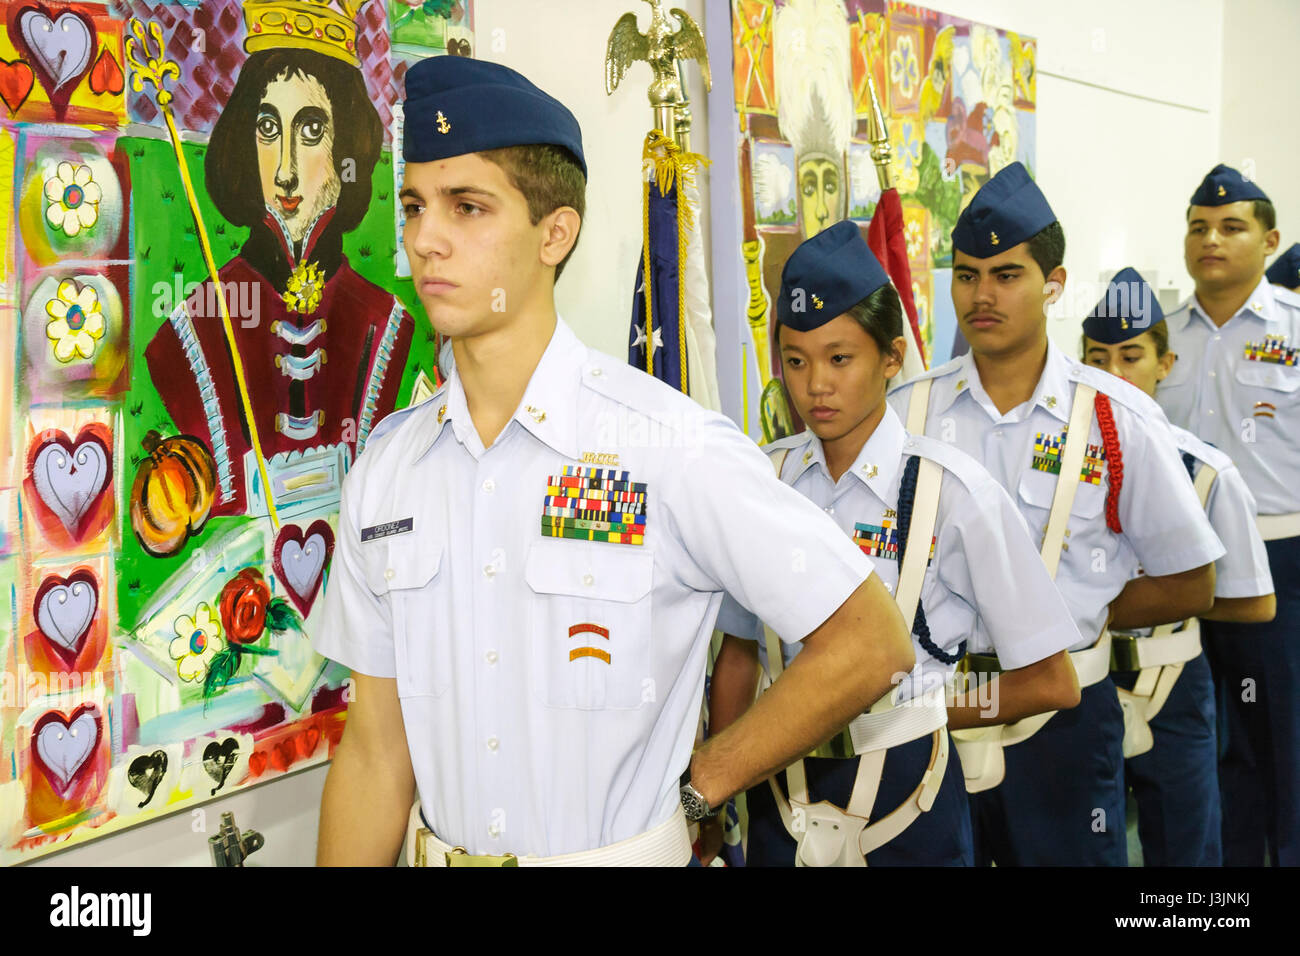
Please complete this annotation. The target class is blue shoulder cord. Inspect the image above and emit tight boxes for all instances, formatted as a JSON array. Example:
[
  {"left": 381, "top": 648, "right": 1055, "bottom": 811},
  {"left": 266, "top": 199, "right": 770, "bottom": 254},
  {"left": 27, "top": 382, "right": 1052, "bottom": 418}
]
[{"left": 896, "top": 454, "right": 965, "bottom": 664}]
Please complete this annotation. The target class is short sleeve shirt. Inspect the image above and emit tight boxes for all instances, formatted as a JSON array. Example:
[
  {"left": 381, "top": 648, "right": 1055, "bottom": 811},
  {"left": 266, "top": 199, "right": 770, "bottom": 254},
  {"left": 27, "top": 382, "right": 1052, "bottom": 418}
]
[
  {"left": 717, "top": 404, "right": 1082, "bottom": 700},
  {"left": 312, "top": 318, "right": 873, "bottom": 857},
  {"left": 1158, "top": 277, "right": 1300, "bottom": 516},
  {"left": 886, "top": 341, "right": 1226, "bottom": 650}
]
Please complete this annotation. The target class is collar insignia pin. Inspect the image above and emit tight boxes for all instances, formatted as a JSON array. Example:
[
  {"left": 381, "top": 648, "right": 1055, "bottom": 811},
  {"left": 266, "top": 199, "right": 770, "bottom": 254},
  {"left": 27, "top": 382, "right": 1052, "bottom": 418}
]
[
  {"left": 437, "top": 404, "right": 447, "bottom": 424},
  {"left": 526, "top": 405, "right": 547, "bottom": 423},
  {"left": 863, "top": 464, "right": 878, "bottom": 478},
  {"left": 802, "top": 450, "right": 813, "bottom": 465},
  {"left": 956, "top": 378, "right": 966, "bottom": 391},
  {"left": 1046, "top": 395, "right": 1058, "bottom": 408}
]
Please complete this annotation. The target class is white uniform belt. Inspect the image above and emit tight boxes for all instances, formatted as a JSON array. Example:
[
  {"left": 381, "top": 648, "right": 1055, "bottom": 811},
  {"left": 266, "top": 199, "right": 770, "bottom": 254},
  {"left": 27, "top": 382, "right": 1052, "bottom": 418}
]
[
  {"left": 405, "top": 803, "right": 692, "bottom": 867},
  {"left": 1070, "top": 630, "right": 1114, "bottom": 688},
  {"left": 1111, "top": 618, "right": 1202, "bottom": 671},
  {"left": 847, "top": 686, "right": 949, "bottom": 755},
  {"left": 1256, "top": 512, "right": 1300, "bottom": 541}
]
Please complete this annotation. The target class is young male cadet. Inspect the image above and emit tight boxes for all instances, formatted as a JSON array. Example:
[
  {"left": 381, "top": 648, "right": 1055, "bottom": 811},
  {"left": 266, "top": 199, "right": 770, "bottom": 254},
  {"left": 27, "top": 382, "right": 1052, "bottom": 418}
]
[
  {"left": 1082, "top": 267, "right": 1275, "bottom": 866},
  {"left": 310, "top": 57, "right": 914, "bottom": 866},
  {"left": 1266, "top": 243, "right": 1300, "bottom": 292},
  {"left": 1158, "top": 165, "right": 1300, "bottom": 866},
  {"left": 887, "top": 163, "right": 1224, "bottom": 866}
]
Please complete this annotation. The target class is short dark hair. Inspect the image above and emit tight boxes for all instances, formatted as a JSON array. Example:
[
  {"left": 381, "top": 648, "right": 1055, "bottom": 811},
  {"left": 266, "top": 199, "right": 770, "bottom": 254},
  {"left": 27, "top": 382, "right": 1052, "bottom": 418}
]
[
  {"left": 1025, "top": 221, "right": 1065, "bottom": 278},
  {"left": 206, "top": 49, "right": 382, "bottom": 234},
  {"left": 1184, "top": 199, "right": 1276, "bottom": 231},
  {"left": 479, "top": 144, "right": 586, "bottom": 281},
  {"left": 775, "top": 282, "right": 905, "bottom": 359}
]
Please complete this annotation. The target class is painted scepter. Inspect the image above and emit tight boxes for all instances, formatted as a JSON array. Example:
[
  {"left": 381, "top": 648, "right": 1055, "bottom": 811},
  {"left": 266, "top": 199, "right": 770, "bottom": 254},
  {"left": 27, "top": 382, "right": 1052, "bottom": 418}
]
[{"left": 124, "top": 18, "right": 281, "bottom": 531}]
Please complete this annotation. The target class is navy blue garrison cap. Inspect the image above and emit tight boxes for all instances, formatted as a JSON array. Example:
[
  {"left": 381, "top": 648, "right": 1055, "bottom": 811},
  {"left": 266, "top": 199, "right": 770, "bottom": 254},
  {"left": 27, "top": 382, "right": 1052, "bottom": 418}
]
[
  {"left": 402, "top": 57, "right": 586, "bottom": 177},
  {"left": 777, "top": 220, "right": 890, "bottom": 332},
  {"left": 1081, "top": 268, "right": 1165, "bottom": 345},
  {"left": 1189, "top": 164, "right": 1269, "bottom": 207},
  {"left": 1267, "top": 243, "right": 1300, "bottom": 291},
  {"left": 952, "top": 162, "right": 1057, "bottom": 259}
]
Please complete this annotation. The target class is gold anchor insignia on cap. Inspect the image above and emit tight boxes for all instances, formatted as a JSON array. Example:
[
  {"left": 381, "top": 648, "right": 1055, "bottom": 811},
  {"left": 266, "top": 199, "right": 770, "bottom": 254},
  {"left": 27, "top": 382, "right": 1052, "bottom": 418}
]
[
  {"left": 1120, "top": 317, "right": 1129, "bottom": 329},
  {"left": 526, "top": 405, "right": 547, "bottom": 423},
  {"left": 436, "top": 111, "right": 451, "bottom": 134},
  {"left": 1217, "top": 184, "right": 1226, "bottom": 197},
  {"left": 812, "top": 294, "right": 824, "bottom": 310},
  {"left": 990, "top": 231, "right": 999, "bottom": 246},
  {"left": 437, "top": 404, "right": 447, "bottom": 424}
]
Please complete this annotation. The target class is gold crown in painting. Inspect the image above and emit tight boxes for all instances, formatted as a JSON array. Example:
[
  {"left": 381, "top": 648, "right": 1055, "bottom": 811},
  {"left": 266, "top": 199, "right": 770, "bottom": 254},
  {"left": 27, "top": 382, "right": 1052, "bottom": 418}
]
[{"left": 243, "top": 0, "right": 369, "bottom": 66}]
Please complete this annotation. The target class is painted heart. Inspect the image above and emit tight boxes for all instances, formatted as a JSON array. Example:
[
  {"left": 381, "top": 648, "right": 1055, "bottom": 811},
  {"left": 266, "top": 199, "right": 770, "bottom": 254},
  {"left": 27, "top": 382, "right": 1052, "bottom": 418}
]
[
  {"left": 30, "top": 428, "right": 112, "bottom": 538},
  {"left": 34, "top": 570, "right": 98, "bottom": 661},
  {"left": 298, "top": 726, "right": 321, "bottom": 759},
  {"left": 273, "top": 520, "right": 334, "bottom": 617},
  {"left": 87, "top": 45, "right": 121, "bottom": 96},
  {"left": 14, "top": 5, "right": 95, "bottom": 109},
  {"left": 202, "top": 737, "right": 239, "bottom": 795},
  {"left": 0, "top": 59, "right": 34, "bottom": 114},
  {"left": 248, "top": 751, "right": 267, "bottom": 778},
  {"left": 33, "top": 707, "right": 101, "bottom": 793},
  {"left": 126, "top": 750, "right": 168, "bottom": 808}
]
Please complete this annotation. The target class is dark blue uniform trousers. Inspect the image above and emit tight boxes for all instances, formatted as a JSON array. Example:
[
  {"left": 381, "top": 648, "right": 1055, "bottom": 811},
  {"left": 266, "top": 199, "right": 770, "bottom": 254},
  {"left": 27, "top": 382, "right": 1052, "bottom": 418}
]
[
  {"left": 1116, "top": 651, "right": 1221, "bottom": 865},
  {"left": 970, "top": 677, "right": 1127, "bottom": 866},
  {"left": 746, "top": 731, "right": 973, "bottom": 866},
  {"left": 1203, "top": 534, "right": 1300, "bottom": 867}
]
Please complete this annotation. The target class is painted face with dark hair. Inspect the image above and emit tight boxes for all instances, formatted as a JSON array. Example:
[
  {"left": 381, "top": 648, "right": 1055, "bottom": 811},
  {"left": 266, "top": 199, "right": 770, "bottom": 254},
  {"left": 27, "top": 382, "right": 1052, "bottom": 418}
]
[{"left": 256, "top": 70, "right": 342, "bottom": 243}]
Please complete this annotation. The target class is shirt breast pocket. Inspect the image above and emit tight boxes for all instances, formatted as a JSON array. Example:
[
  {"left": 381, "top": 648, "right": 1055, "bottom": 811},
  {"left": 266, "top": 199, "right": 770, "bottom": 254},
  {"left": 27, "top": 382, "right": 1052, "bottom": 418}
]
[
  {"left": 524, "top": 538, "right": 654, "bottom": 711},
  {"left": 1235, "top": 361, "right": 1300, "bottom": 429},
  {"left": 1016, "top": 466, "right": 1106, "bottom": 533},
  {"left": 364, "top": 537, "right": 451, "bottom": 698}
]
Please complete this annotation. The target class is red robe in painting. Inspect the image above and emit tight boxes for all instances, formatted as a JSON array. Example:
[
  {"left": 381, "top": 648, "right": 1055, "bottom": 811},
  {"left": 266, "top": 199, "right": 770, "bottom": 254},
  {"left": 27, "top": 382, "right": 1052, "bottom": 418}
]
[{"left": 145, "top": 210, "right": 414, "bottom": 518}]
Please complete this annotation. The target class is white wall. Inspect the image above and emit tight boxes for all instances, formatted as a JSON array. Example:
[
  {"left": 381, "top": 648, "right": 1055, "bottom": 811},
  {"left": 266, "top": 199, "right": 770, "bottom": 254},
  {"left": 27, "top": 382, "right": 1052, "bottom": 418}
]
[{"left": 1221, "top": 0, "right": 1300, "bottom": 263}]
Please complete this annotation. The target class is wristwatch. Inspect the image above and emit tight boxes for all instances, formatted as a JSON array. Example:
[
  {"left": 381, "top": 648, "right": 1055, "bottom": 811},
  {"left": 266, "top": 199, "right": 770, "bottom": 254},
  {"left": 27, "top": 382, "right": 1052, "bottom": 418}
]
[{"left": 679, "top": 781, "right": 718, "bottom": 822}]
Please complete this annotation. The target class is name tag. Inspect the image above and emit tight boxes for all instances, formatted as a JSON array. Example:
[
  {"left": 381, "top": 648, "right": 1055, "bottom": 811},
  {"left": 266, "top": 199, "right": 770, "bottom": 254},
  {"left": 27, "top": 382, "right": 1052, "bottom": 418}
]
[{"left": 361, "top": 517, "right": 414, "bottom": 541}]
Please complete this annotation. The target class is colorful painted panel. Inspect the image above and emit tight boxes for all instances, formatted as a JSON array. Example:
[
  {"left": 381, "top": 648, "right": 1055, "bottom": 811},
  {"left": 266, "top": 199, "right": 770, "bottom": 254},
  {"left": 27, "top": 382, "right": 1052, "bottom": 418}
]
[
  {"left": 729, "top": 0, "right": 1035, "bottom": 391},
  {"left": 0, "top": 0, "right": 471, "bottom": 864}
]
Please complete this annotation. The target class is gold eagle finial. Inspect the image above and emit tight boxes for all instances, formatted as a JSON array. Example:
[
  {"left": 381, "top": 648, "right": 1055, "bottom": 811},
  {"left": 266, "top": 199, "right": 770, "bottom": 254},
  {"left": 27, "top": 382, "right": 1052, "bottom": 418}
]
[{"left": 605, "top": 0, "right": 711, "bottom": 103}]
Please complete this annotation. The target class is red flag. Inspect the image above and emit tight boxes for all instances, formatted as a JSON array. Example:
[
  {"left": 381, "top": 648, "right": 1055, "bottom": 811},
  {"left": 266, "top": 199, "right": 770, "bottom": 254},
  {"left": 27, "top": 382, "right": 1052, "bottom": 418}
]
[{"left": 866, "top": 188, "right": 927, "bottom": 371}]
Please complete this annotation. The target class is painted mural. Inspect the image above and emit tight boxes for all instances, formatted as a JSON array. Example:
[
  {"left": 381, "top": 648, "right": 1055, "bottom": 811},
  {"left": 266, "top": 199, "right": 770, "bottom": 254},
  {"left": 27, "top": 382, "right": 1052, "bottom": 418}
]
[
  {"left": 731, "top": 0, "right": 1036, "bottom": 394},
  {"left": 0, "top": 0, "right": 471, "bottom": 864}
]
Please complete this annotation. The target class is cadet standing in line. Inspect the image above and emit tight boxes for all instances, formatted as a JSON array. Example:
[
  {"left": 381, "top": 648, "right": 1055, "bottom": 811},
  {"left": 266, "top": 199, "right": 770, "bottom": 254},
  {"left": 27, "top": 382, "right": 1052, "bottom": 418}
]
[
  {"left": 1266, "top": 243, "right": 1300, "bottom": 292},
  {"left": 887, "top": 163, "right": 1225, "bottom": 866},
  {"left": 310, "top": 57, "right": 915, "bottom": 866},
  {"left": 1158, "top": 166, "right": 1300, "bottom": 867},
  {"left": 1082, "top": 266, "right": 1275, "bottom": 866},
  {"left": 700, "top": 221, "right": 1082, "bottom": 867}
]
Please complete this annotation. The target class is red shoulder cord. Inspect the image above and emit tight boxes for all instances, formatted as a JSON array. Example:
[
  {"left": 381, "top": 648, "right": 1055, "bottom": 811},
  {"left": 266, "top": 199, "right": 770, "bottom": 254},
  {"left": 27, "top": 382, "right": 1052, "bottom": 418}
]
[{"left": 1094, "top": 393, "right": 1124, "bottom": 534}]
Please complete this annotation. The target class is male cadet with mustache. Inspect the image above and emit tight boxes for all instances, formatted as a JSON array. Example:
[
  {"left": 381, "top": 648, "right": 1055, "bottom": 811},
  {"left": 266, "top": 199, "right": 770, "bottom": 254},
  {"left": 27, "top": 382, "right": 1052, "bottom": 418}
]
[
  {"left": 310, "top": 57, "right": 914, "bottom": 866},
  {"left": 1158, "top": 166, "right": 1300, "bottom": 866},
  {"left": 888, "top": 163, "right": 1224, "bottom": 866}
]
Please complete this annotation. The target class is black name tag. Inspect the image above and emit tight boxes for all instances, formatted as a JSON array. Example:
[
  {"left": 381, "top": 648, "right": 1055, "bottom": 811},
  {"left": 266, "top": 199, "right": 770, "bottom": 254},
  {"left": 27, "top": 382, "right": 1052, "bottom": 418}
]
[{"left": 361, "top": 517, "right": 414, "bottom": 542}]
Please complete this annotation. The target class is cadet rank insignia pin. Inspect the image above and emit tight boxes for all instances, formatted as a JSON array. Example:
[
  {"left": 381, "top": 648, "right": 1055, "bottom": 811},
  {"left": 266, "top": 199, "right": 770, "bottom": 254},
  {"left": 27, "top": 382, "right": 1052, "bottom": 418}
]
[
  {"left": 569, "top": 623, "right": 611, "bottom": 663},
  {"left": 436, "top": 111, "right": 451, "bottom": 134},
  {"left": 541, "top": 465, "right": 647, "bottom": 545}
]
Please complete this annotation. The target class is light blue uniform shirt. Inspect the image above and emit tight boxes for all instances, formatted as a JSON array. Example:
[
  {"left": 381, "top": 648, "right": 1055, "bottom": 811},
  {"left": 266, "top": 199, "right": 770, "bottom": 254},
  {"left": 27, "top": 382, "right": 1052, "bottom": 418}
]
[
  {"left": 717, "top": 404, "right": 1082, "bottom": 697},
  {"left": 1158, "top": 277, "right": 1300, "bottom": 516},
  {"left": 887, "top": 341, "right": 1226, "bottom": 651},
  {"left": 1171, "top": 424, "right": 1273, "bottom": 600},
  {"left": 312, "top": 319, "right": 874, "bottom": 857}
]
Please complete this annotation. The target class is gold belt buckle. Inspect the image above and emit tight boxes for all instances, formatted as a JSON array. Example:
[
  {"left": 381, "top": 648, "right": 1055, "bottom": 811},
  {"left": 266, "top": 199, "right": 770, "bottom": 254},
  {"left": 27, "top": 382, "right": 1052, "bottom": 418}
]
[
  {"left": 445, "top": 846, "right": 520, "bottom": 867},
  {"left": 957, "top": 652, "right": 1002, "bottom": 676},
  {"left": 1109, "top": 634, "right": 1141, "bottom": 672}
]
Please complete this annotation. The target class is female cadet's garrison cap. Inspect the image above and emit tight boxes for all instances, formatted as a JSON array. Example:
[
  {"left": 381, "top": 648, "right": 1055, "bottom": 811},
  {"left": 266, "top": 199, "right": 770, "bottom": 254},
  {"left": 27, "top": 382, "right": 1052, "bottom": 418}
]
[
  {"left": 1081, "top": 267, "right": 1165, "bottom": 345},
  {"left": 1189, "top": 164, "right": 1269, "bottom": 206},
  {"left": 951, "top": 161, "right": 1057, "bottom": 259},
  {"left": 402, "top": 57, "right": 586, "bottom": 177},
  {"left": 777, "top": 220, "right": 890, "bottom": 332},
  {"left": 1266, "top": 243, "right": 1300, "bottom": 291}
]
